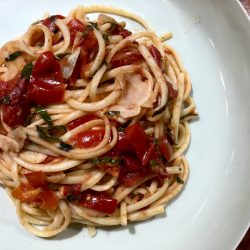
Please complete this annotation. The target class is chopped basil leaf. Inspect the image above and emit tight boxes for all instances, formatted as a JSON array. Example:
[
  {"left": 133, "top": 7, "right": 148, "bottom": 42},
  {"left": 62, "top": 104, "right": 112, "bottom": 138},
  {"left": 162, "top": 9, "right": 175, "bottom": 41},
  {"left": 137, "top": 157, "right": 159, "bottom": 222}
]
[
  {"left": 1, "top": 96, "right": 10, "bottom": 104},
  {"left": 89, "top": 22, "right": 98, "bottom": 29},
  {"left": 55, "top": 53, "right": 71, "bottom": 60},
  {"left": 118, "top": 127, "right": 125, "bottom": 132},
  {"left": 5, "top": 51, "right": 22, "bottom": 62},
  {"left": 35, "top": 106, "right": 53, "bottom": 127},
  {"left": 66, "top": 194, "right": 79, "bottom": 201},
  {"left": 82, "top": 25, "right": 93, "bottom": 38},
  {"left": 21, "top": 62, "right": 33, "bottom": 79},
  {"left": 24, "top": 112, "right": 36, "bottom": 126},
  {"left": 176, "top": 176, "right": 184, "bottom": 184},
  {"left": 153, "top": 138, "right": 159, "bottom": 145},
  {"left": 103, "top": 34, "right": 109, "bottom": 43},
  {"left": 150, "top": 160, "right": 158, "bottom": 166},
  {"left": 59, "top": 141, "right": 73, "bottom": 152},
  {"left": 91, "top": 157, "right": 121, "bottom": 165},
  {"left": 109, "top": 22, "right": 118, "bottom": 32},
  {"left": 36, "top": 125, "right": 59, "bottom": 142},
  {"left": 36, "top": 125, "right": 72, "bottom": 151},
  {"left": 153, "top": 104, "right": 167, "bottom": 117},
  {"left": 104, "top": 111, "right": 120, "bottom": 117}
]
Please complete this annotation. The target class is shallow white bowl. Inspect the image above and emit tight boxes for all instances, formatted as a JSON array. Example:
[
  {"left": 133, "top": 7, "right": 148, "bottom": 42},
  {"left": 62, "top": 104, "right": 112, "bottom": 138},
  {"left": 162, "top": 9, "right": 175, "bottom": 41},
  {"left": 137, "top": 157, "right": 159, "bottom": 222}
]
[{"left": 0, "top": 0, "right": 249, "bottom": 249}]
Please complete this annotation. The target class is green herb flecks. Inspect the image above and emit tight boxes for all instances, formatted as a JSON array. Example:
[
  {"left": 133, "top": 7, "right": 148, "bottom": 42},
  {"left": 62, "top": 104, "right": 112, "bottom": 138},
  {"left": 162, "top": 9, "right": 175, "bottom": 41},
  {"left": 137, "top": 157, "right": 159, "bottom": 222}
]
[
  {"left": 103, "top": 34, "right": 109, "bottom": 44},
  {"left": 55, "top": 53, "right": 71, "bottom": 60},
  {"left": 82, "top": 25, "right": 93, "bottom": 38},
  {"left": 89, "top": 22, "right": 98, "bottom": 29},
  {"left": 36, "top": 125, "right": 72, "bottom": 152},
  {"left": 176, "top": 176, "right": 184, "bottom": 184},
  {"left": 35, "top": 106, "right": 53, "bottom": 127},
  {"left": 21, "top": 62, "right": 33, "bottom": 79},
  {"left": 90, "top": 157, "right": 121, "bottom": 165},
  {"left": 109, "top": 22, "right": 118, "bottom": 32},
  {"left": 104, "top": 110, "right": 120, "bottom": 118},
  {"left": 118, "top": 127, "right": 125, "bottom": 132},
  {"left": 1, "top": 96, "right": 10, "bottom": 104},
  {"left": 150, "top": 160, "right": 158, "bottom": 167},
  {"left": 5, "top": 51, "right": 22, "bottom": 62},
  {"left": 59, "top": 141, "right": 73, "bottom": 152}
]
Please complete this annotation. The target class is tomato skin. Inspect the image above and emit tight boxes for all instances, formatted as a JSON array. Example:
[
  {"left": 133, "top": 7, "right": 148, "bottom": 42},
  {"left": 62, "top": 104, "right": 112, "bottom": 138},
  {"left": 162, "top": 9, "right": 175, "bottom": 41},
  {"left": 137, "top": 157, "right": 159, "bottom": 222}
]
[
  {"left": 76, "top": 129, "right": 105, "bottom": 148},
  {"left": 166, "top": 80, "right": 178, "bottom": 100},
  {"left": 28, "top": 79, "right": 65, "bottom": 106},
  {"left": 37, "top": 189, "right": 58, "bottom": 210},
  {"left": 79, "top": 191, "right": 118, "bottom": 214},
  {"left": 12, "top": 183, "right": 41, "bottom": 203},
  {"left": 42, "top": 15, "right": 65, "bottom": 32},
  {"left": 159, "top": 136, "right": 173, "bottom": 162},
  {"left": 125, "top": 122, "right": 148, "bottom": 145},
  {"left": 113, "top": 132, "right": 131, "bottom": 153},
  {"left": 122, "top": 156, "right": 142, "bottom": 172},
  {"left": 110, "top": 47, "right": 143, "bottom": 69},
  {"left": 67, "top": 18, "right": 85, "bottom": 45},
  {"left": 25, "top": 171, "right": 46, "bottom": 188},
  {"left": 149, "top": 45, "right": 162, "bottom": 68},
  {"left": 31, "top": 51, "right": 63, "bottom": 82},
  {"left": 67, "top": 115, "right": 98, "bottom": 130},
  {"left": 28, "top": 51, "right": 65, "bottom": 106}
]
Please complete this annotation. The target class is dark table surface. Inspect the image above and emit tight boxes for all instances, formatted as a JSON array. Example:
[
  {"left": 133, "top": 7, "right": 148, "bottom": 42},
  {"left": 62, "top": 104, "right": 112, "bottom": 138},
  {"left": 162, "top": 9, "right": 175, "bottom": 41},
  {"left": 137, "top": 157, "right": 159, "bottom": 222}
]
[{"left": 237, "top": 2, "right": 249, "bottom": 249}]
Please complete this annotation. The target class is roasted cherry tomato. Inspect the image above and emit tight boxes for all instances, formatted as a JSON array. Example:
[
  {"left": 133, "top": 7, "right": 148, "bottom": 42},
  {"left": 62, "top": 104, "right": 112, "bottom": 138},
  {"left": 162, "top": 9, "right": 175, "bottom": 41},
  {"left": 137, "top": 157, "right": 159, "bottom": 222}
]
[
  {"left": 79, "top": 191, "right": 118, "bottom": 214},
  {"left": 159, "top": 136, "right": 173, "bottom": 162},
  {"left": 76, "top": 129, "right": 105, "bottom": 148},
  {"left": 110, "top": 47, "right": 143, "bottom": 68},
  {"left": 67, "top": 115, "right": 98, "bottom": 130},
  {"left": 28, "top": 51, "right": 65, "bottom": 106},
  {"left": 37, "top": 189, "right": 58, "bottom": 210},
  {"left": 25, "top": 171, "right": 46, "bottom": 188}
]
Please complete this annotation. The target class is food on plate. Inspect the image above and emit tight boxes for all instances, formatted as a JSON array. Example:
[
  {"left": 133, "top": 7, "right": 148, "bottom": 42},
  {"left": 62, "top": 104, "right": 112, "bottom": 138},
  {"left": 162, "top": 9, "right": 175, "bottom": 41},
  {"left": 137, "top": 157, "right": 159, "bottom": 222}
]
[{"left": 0, "top": 5, "right": 197, "bottom": 237}]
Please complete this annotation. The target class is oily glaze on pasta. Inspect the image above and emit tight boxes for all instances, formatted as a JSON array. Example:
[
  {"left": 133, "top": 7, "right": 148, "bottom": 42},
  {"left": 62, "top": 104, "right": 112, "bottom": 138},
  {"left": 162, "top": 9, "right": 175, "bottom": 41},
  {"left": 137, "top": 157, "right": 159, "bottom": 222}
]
[{"left": 0, "top": 5, "right": 197, "bottom": 237}]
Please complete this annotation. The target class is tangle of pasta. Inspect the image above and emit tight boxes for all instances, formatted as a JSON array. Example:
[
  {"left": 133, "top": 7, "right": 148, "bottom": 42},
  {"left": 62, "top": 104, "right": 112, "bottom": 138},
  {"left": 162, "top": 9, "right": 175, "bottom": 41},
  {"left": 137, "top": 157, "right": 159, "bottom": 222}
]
[{"left": 0, "top": 6, "right": 197, "bottom": 237}]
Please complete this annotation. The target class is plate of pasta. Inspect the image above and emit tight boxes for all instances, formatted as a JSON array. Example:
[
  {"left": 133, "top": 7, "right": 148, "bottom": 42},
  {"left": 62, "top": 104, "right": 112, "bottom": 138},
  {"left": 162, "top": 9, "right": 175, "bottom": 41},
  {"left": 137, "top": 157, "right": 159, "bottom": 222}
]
[{"left": 0, "top": 0, "right": 249, "bottom": 250}]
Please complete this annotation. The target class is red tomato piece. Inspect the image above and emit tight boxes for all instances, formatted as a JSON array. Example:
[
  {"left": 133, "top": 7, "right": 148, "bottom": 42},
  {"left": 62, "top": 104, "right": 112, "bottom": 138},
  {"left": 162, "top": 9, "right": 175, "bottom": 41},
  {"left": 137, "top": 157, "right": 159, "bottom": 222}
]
[
  {"left": 31, "top": 51, "right": 63, "bottom": 82},
  {"left": 28, "top": 80, "right": 65, "bottom": 106},
  {"left": 159, "top": 136, "right": 173, "bottom": 162},
  {"left": 62, "top": 184, "right": 82, "bottom": 197},
  {"left": 67, "top": 115, "right": 98, "bottom": 130},
  {"left": 125, "top": 122, "right": 148, "bottom": 146},
  {"left": 110, "top": 47, "right": 143, "bottom": 69},
  {"left": 67, "top": 18, "right": 85, "bottom": 44},
  {"left": 149, "top": 45, "right": 162, "bottom": 68},
  {"left": 122, "top": 155, "right": 143, "bottom": 172},
  {"left": 113, "top": 132, "right": 131, "bottom": 153},
  {"left": 166, "top": 80, "right": 178, "bottom": 100},
  {"left": 37, "top": 189, "right": 58, "bottom": 210},
  {"left": 76, "top": 129, "right": 105, "bottom": 148},
  {"left": 79, "top": 191, "right": 118, "bottom": 214},
  {"left": 42, "top": 15, "right": 65, "bottom": 32},
  {"left": 12, "top": 183, "right": 41, "bottom": 203},
  {"left": 25, "top": 171, "right": 46, "bottom": 188},
  {"left": 0, "top": 79, "right": 16, "bottom": 99},
  {"left": 118, "top": 168, "right": 147, "bottom": 186},
  {"left": 97, "top": 164, "right": 120, "bottom": 177},
  {"left": 2, "top": 104, "right": 28, "bottom": 127},
  {"left": 118, "top": 28, "right": 132, "bottom": 38},
  {"left": 28, "top": 51, "right": 65, "bottom": 106}
]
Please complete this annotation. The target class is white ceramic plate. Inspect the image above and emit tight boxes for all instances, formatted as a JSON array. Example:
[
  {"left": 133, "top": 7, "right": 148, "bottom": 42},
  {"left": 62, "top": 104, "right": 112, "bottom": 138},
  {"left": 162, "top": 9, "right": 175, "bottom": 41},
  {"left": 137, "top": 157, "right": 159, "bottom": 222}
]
[{"left": 0, "top": 0, "right": 249, "bottom": 249}]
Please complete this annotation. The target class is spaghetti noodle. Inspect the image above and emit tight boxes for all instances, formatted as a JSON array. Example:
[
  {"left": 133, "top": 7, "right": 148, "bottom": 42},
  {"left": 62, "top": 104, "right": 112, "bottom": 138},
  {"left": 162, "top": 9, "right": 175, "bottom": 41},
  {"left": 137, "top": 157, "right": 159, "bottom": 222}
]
[{"left": 0, "top": 5, "right": 197, "bottom": 237}]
